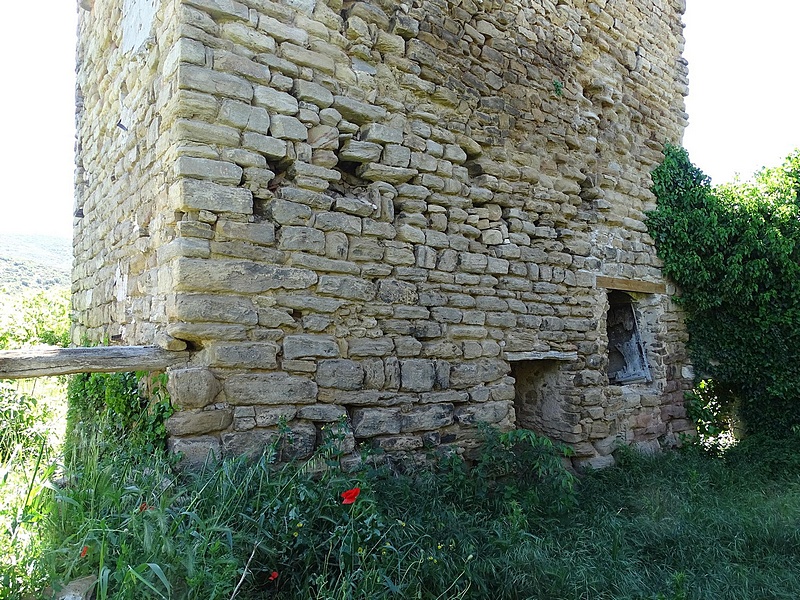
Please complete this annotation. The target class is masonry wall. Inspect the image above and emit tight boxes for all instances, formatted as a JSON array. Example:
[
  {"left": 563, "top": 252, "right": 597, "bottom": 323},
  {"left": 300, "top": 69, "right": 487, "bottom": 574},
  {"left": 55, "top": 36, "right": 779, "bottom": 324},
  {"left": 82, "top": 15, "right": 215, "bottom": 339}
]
[{"left": 74, "top": 0, "right": 694, "bottom": 469}]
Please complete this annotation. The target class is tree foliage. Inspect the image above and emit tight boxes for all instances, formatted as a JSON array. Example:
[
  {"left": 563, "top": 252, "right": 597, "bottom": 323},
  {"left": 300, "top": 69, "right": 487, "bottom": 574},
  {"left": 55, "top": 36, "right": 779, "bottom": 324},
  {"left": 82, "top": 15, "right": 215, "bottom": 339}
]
[
  {"left": 648, "top": 145, "right": 800, "bottom": 435},
  {"left": 0, "top": 287, "right": 71, "bottom": 349}
]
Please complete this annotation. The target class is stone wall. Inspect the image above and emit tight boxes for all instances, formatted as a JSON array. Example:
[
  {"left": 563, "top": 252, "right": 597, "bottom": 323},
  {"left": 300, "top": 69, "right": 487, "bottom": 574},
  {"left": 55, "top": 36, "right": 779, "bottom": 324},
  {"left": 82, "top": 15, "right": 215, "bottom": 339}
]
[{"left": 74, "top": 0, "right": 694, "bottom": 469}]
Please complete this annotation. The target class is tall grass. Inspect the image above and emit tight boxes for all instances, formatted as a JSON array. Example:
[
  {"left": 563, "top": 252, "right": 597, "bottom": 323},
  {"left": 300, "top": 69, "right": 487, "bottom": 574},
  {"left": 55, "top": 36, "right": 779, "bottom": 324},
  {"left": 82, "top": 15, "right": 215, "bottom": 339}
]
[
  {"left": 5, "top": 367, "right": 800, "bottom": 599},
  {"left": 19, "top": 427, "right": 800, "bottom": 600}
]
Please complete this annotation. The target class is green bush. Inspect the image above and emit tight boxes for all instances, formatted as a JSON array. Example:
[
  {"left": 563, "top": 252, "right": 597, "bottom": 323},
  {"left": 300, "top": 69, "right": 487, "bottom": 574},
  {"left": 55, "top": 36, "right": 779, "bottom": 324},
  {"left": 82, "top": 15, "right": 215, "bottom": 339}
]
[
  {"left": 0, "top": 287, "right": 70, "bottom": 349},
  {"left": 648, "top": 145, "right": 800, "bottom": 437},
  {"left": 0, "top": 382, "right": 50, "bottom": 461},
  {"left": 66, "top": 371, "right": 173, "bottom": 460}
]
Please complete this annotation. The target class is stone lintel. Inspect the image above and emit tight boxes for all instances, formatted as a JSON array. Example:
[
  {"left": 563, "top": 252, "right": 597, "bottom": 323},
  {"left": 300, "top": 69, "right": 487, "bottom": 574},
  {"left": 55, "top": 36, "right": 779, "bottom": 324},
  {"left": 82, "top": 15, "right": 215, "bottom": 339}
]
[
  {"left": 504, "top": 351, "right": 578, "bottom": 362},
  {"left": 595, "top": 276, "right": 666, "bottom": 295}
]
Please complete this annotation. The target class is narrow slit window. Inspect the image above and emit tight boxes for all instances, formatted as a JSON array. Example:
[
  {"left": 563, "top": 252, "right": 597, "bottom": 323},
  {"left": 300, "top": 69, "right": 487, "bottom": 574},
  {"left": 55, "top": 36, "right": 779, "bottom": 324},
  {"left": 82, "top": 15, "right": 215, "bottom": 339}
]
[{"left": 606, "top": 291, "right": 651, "bottom": 385}]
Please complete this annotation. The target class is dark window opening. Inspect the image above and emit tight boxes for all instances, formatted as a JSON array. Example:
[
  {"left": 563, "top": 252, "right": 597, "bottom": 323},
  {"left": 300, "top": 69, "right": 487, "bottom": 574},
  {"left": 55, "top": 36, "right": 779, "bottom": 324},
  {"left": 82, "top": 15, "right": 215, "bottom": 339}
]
[{"left": 606, "top": 291, "right": 651, "bottom": 385}]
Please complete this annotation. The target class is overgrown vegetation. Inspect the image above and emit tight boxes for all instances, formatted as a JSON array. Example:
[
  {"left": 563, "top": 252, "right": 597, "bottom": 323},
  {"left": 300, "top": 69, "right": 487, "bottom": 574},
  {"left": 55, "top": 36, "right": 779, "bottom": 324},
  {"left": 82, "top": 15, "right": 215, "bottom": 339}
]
[
  {"left": 648, "top": 145, "right": 800, "bottom": 437},
  {"left": 0, "top": 287, "right": 71, "bottom": 349}
]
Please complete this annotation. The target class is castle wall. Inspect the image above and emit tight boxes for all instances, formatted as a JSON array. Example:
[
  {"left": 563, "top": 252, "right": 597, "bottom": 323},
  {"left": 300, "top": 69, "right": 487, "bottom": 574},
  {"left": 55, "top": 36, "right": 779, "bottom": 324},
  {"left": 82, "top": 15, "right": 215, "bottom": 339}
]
[{"left": 75, "top": 0, "right": 694, "bottom": 469}]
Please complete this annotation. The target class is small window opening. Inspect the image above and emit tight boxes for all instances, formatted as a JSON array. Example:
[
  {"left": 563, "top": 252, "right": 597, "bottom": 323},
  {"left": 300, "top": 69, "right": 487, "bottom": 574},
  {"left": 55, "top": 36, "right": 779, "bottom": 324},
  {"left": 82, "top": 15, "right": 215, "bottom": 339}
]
[{"left": 606, "top": 291, "right": 651, "bottom": 385}]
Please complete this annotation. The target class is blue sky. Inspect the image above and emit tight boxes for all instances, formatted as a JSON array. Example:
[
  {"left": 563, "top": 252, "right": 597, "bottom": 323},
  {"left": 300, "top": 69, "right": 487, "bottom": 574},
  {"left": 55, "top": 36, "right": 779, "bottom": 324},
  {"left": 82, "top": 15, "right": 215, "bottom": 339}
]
[{"left": 1, "top": 1, "right": 798, "bottom": 238}]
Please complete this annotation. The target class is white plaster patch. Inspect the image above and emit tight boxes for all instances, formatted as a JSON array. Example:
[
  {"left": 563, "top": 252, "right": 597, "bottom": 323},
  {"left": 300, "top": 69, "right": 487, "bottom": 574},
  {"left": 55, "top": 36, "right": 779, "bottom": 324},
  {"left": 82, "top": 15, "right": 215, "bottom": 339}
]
[{"left": 122, "top": 0, "right": 159, "bottom": 53}]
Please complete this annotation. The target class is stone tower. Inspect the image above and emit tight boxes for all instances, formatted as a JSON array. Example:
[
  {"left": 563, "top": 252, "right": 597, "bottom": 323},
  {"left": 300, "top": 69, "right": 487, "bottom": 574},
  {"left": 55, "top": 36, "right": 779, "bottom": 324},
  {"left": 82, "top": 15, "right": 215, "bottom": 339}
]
[{"left": 73, "top": 0, "right": 694, "bottom": 468}]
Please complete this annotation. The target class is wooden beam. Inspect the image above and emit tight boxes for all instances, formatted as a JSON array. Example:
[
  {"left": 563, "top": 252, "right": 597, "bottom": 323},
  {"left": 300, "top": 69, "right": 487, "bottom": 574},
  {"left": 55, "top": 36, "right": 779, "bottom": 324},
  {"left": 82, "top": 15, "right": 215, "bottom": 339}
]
[
  {"left": 0, "top": 346, "right": 191, "bottom": 379},
  {"left": 595, "top": 276, "right": 666, "bottom": 295}
]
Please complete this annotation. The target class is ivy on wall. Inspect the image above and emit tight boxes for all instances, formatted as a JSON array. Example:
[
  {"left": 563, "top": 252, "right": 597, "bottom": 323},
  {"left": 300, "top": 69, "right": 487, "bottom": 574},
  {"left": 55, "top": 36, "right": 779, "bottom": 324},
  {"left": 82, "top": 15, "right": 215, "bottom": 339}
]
[{"left": 648, "top": 145, "right": 800, "bottom": 436}]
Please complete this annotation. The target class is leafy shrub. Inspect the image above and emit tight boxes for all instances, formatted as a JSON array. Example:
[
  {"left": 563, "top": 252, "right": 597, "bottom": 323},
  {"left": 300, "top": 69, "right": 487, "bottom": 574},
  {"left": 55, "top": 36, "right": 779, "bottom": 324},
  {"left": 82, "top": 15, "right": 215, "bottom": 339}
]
[
  {"left": 66, "top": 371, "right": 172, "bottom": 460},
  {"left": 0, "top": 287, "right": 70, "bottom": 349},
  {"left": 0, "top": 382, "right": 50, "bottom": 461},
  {"left": 648, "top": 145, "right": 800, "bottom": 437}
]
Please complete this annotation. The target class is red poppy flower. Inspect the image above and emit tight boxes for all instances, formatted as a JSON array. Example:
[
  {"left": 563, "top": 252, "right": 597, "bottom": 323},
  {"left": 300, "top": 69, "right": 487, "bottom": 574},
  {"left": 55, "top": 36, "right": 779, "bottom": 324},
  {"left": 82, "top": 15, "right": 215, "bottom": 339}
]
[
  {"left": 138, "top": 502, "right": 151, "bottom": 513},
  {"left": 341, "top": 487, "right": 360, "bottom": 505},
  {"left": 269, "top": 571, "right": 279, "bottom": 581},
  {"left": 80, "top": 545, "right": 88, "bottom": 558}
]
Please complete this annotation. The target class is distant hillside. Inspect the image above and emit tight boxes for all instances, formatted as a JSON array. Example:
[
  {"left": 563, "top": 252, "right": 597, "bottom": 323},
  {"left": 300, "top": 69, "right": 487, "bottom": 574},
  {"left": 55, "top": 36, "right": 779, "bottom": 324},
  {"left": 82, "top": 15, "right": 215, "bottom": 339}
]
[{"left": 0, "top": 234, "right": 72, "bottom": 294}]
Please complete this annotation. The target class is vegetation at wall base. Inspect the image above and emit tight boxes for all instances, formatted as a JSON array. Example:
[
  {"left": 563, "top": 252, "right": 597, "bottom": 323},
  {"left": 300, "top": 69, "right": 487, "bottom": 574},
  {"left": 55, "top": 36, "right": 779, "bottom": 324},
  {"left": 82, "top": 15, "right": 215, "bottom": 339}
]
[{"left": 648, "top": 144, "right": 800, "bottom": 437}]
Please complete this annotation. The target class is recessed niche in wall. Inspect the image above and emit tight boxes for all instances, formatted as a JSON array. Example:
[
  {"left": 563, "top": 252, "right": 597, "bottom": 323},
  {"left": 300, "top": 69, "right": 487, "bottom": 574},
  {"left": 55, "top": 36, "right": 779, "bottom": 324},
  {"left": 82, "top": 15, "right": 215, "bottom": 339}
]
[
  {"left": 606, "top": 291, "right": 652, "bottom": 385},
  {"left": 511, "top": 359, "right": 564, "bottom": 438}
]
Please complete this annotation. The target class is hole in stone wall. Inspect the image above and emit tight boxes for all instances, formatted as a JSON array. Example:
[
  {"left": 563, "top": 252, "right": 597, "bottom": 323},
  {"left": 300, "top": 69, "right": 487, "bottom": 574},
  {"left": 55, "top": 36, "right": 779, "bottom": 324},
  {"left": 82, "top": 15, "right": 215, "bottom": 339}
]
[
  {"left": 606, "top": 291, "right": 651, "bottom": 385},
  {"left": 511, "top": 359, "right": 566, "bottom": 439}
]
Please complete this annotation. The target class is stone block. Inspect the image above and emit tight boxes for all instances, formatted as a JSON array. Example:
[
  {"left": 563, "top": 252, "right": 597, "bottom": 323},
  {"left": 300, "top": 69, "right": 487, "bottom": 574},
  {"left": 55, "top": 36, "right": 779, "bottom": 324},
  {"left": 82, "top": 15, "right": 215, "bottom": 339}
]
[
  {"left": 373, "top": 435, "right": 423, "bottom": 452},
  {"left": 270, "top": 115, "right": 308, "bottom": 141},
  {"left": 357, "top": 163, "right": 417, "bottom": 184},
  {"left": 204, "top": 342, "right": 279, "bottom": 369},
  {"left": 242, "top": 133, "right": 288, "bottom": 159},
  {"left": 332, "top": 96, "right": 387, "bottom": 124},
  {"left": 400, "top": 359, "right": 436, "bottom": 392},
  {"left": 361, "top": 123, "right": 404, "bottom": 144},
  {"left": 317, "top": 359, "right": 365, "bottom": 390},
  {"left": 167, "top": 408, "right": 233, "bottom": 436},
  {"left": 221, "top": 22, "right": 276, "bottom": 53},
  {"left": 348, "top": 337, "right": 394, "bottom": 357},
  {"left": 352, "top": 407, "right": 402, "bottom": 437},
  {"left": 450, "top": 358, "right": 511, "bottom": 388},
  {"left": 221, "top": 429, "right": 281, "bottom": 460},
  {"left": 224, "top": 373, "right": 318, "bottom": 405},
  {"left": 175, "top": 157, "right": 243, "bottom": 185},
  {"left": 297, "top": 404, "right": 347, "bottom": 422},
  {"left": 400, "top": 404, "right": 454, "bottom": 433},
  {"left": 171, "top": 178, "right": 253, "bottom": 214},
  {"left": 454, "top": 401, "right": 510, "bottom": 425},
  {"left": 283, "top": 334, "right": 340, "bottom": 359},
  {"left": 173, "top": 258, "right": 317, "bottom": 293},
  {"left": 317, "top": 275, "right": 376, "bottom": 301},
  {"left": 255, "top": 406, "right": 297, "bottom": 427},
  {"left": 278, "top": 226, "right": 325, "bottom": 253},
  {"left": 178, "top": 65, "right": 253, "bottom": 102},
  {"left": 216, "top": 220, "right": 276, "bottom": 245},
  {"left": 169, "top": 435, "right": 221, "bottom": 468},
  {"left": 281, "top": 42, "right": 336, "bottom": 74},
  {"left": 258, "top": 14, "right": 309, "bottom": 45},
  {"left": 377, "top": 279, "right": 419, "bottom": 304},
  {"left": 340, "top": 139, "right": 382, "bottom": 163},
  {"left": 281, "top": 421, "right": 317, "bottom": 460},
  {"left": 167, "top": 367, "right": 222, "bottom": 409},
  {"left": 167, "top": 293, "right": 258, "bottom": 325},
  {"left": 294, "top": 79, "right": 334, "bottom": 108}
]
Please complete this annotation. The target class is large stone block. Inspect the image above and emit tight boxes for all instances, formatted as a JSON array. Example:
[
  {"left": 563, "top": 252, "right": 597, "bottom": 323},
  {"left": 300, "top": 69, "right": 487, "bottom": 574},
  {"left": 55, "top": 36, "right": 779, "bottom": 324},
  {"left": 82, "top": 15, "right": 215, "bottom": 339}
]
[
  {"left": 283, "top": 334, "right": 340, "bottom": 359},
  {"left": 454, "top": 401, "right": 511, "bottom": 425},
  {"left": 297, "top": 404, "right": 347, "bottom": 422},
  {"left": 224, "top": 373, "right": 318, "bottom": 405},
  {"left": 167, "top": 293, "right": 259, "bottom": 325},
  {"left": 352, "top": 407, "right": 402, "bottom": 437},
  {"left": 400, "top": 404, "right": 454, "bottom": 432},
  {"left": 317, "top": 359, "right": 365, "bottom": 390},
  {"left": 166, "top": 408, "right": 233, "bottom": 436},
  {"left": 400, "top": 359, "right": 436, "bottom": 392},
  {"left": 450, "top": 359, "right": 511, "bottom": 388},
  {"left": 172, "top": 258, "right": 317, "bottom": 293},
  {"left": 204, "top": 342, "right": 279, "bottom": 369},
  {"left": 170, "top": 178, "right": 253, "bottom": 214},
  {"left": 317, "top": 275, "right": 376, "bottom": 301},
  {"left": 167, "top": 367, "right": 222, "bottom": 409},
  {"left": 169, "top": 435, "right": 221, "bottom": 468}
]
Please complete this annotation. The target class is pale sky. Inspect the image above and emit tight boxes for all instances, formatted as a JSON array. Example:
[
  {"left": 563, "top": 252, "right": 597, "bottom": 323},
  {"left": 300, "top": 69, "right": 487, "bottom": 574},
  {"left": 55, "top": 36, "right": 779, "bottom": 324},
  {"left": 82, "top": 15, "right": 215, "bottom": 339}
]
[{"left": 0, "top": 2, "right": 798, "bottom": 238}]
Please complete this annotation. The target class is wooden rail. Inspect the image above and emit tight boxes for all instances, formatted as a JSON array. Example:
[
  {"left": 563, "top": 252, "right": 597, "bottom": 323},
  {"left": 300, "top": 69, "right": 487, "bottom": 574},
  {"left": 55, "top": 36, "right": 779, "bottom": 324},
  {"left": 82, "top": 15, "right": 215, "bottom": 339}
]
[{"left": 0, "top": 346, "right": 191, "bottom": 379}]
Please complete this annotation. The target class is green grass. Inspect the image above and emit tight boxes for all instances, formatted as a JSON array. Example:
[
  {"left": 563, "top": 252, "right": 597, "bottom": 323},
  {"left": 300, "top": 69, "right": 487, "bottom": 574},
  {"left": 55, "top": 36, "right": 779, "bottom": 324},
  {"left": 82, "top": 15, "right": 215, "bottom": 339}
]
[
  {"left": 4, "top": 372, "right": 800, "bottom": 600},
  {"left": 5, "top": 427, "right": 800, "bottom": 600}
]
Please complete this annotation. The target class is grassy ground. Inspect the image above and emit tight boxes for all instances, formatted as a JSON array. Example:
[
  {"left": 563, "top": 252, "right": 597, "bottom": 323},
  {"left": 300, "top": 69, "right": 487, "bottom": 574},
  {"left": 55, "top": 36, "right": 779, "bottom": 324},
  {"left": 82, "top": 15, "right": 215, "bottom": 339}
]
[{"left": 4, "top": 410, "right": 800, "bottom": 599}]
